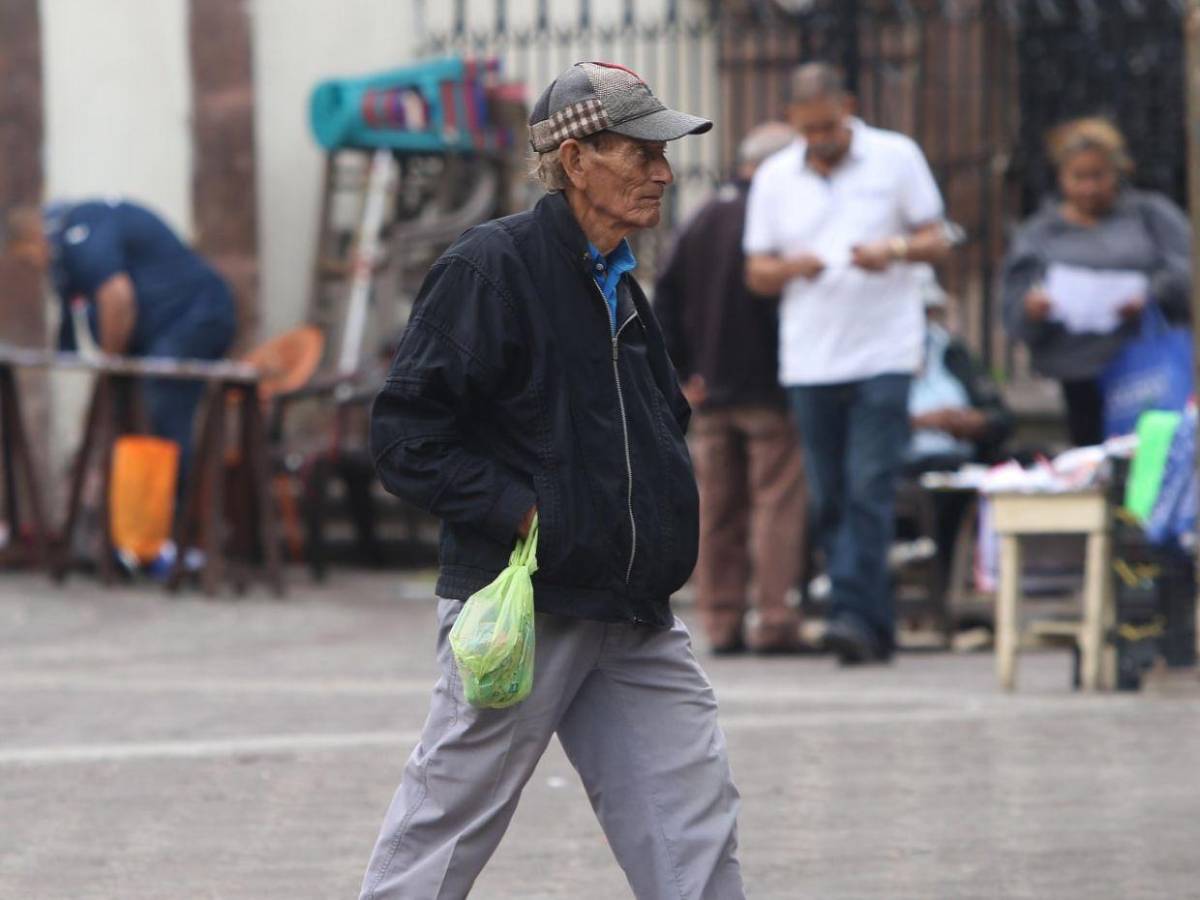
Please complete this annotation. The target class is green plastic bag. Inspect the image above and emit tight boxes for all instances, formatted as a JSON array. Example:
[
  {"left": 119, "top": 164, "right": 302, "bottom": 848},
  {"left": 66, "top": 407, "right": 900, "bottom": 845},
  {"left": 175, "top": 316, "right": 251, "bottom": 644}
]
[
  {"left": 1125, "top": 410, "right": 1182, "bottom": 522},
  {"left": 449, "top": 517, "right": 538, "bottom": 708}
]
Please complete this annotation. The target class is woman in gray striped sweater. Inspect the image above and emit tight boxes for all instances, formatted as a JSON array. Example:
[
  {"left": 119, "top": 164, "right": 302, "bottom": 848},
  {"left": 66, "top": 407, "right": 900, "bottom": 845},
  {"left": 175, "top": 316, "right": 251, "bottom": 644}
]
[{"left": 1001, "top": 117, "right": 1192, "bottom": 446}]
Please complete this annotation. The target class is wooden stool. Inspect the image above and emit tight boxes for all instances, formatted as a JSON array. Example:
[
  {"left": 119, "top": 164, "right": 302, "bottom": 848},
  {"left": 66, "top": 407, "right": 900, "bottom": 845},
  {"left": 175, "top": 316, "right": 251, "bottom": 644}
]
[{"left": 991, "top": 490, "right": 1115, "bottom": 691}]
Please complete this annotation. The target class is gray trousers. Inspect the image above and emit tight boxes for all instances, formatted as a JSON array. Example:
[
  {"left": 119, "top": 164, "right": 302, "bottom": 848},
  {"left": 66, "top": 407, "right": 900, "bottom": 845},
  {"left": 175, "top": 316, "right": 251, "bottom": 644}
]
[{"left": 359, "top": 598, "right": 745, "bottom": 900}]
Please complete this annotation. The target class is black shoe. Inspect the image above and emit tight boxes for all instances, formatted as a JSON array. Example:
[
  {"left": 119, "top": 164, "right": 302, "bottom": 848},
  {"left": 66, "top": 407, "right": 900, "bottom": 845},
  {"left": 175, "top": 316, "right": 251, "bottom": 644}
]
[
  {"left": 710, "top": 634, "right": 748, "bottom": 656},
  {"left": 751, "top": 639, "right": 821, "bottom": 657},
  {"left": 821, "top": 619, "right": 882, "bottom": 665}
]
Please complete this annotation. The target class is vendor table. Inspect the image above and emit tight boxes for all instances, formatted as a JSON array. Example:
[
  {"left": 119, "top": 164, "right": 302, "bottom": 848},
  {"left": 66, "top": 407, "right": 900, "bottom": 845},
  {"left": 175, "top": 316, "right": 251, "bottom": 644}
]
[
  {"left": 990, "top": 489, "right": 1114, "bottom": 691},
  {"left": 0, "top": 345, "right": 283, "bottom": 596}
]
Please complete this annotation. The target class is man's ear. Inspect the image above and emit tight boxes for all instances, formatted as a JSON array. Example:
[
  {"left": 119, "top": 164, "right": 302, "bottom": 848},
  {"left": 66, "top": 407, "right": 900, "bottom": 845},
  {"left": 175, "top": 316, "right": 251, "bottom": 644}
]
[{"left": 559, "top": 139, "right": 590, "bottom": 191}]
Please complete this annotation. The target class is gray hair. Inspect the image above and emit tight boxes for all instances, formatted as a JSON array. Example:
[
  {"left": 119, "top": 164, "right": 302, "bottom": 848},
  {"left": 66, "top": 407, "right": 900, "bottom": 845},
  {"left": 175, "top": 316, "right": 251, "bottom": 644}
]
[
  {"left": 737, "top": 122, "right": 796, "bottom": 167},
  {"left": 531, "top": 146, "right": 569, "bottom": 192},
  {"left": 529, "top": 131, "right": 615, "bottom": 192},
  {"left": 789, "top": 62, "right": 847, "bottom": 104}
]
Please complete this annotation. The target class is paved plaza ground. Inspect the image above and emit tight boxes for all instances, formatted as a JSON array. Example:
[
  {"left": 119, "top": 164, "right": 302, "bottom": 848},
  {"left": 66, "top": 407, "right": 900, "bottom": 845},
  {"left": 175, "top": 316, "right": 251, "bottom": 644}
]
[{"left": 1, "top": 569, "right": 1198, "bottom": 899}]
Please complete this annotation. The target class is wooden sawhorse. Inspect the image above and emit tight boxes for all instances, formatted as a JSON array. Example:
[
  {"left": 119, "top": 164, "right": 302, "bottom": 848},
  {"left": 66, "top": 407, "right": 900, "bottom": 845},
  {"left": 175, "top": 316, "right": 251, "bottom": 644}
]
[
  {"left": 165, "top": 377, "right": 284, "bottom": 597},
  {"left": 0, "top": 346, "right": 284, "bottom": 596}
]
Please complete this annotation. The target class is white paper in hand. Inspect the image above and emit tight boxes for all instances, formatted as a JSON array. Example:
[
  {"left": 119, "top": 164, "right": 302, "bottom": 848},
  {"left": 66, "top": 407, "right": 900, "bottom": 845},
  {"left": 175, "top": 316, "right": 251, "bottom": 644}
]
[{"left": 1044, "top": 263, "right": 1147, "bottom": 334}]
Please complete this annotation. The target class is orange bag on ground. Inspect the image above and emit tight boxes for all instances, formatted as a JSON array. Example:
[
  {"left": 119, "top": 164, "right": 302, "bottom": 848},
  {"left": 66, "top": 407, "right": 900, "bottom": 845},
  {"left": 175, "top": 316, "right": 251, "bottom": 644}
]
[{"left": 109, "top": 436, "right": 180, "bottom": 564}]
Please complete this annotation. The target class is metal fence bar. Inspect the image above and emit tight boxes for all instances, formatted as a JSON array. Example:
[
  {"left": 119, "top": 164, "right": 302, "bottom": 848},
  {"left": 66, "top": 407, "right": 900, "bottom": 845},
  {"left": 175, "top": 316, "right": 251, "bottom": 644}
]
[{"left": 416, "top": 0, "right": 1187, "bottom": 377}]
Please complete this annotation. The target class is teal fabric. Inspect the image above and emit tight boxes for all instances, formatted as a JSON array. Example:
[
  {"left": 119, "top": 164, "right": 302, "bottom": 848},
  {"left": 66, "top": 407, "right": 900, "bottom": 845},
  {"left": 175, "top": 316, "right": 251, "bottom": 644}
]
[{"left": 587, "top": 239, "right": 637, "bottom": 334}]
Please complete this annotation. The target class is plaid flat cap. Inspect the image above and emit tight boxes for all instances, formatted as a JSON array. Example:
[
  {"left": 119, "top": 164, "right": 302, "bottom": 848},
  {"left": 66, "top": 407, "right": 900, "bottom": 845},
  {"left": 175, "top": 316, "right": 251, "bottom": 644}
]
[{"left": 528, "top": 61, "right": 711, "bottom": 152}]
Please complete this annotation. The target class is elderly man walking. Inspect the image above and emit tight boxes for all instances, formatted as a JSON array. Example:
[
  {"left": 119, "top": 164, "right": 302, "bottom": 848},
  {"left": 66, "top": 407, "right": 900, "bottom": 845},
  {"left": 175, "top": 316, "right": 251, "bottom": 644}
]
[
  {"left": 744, "top": 63, "right": 950, "bottom": 664},
  {"left": 360, "top": 62, "right": 744, "bottom": 900}
]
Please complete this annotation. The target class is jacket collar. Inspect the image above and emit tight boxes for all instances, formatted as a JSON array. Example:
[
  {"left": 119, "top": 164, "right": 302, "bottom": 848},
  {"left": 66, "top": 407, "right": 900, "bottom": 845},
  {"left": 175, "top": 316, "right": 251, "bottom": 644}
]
[
  {"left": 535, "top": 190, "right": 595, "bottom": 272},
  {"left": 534, "top": 190, "right": 645, "bottom": 330}
]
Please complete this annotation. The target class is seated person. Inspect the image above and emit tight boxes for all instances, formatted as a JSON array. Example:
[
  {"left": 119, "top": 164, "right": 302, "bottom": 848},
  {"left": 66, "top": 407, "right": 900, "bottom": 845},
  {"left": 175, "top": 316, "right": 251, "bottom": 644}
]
[
  {"left": 905, "top": 267, "right": 1013, "bottom": 573},
  {"left": 908, "top": 266, "right": 1012, "bottom": 472},
  {"left": 7, "top": 199, "right": 237, "bottom": 487}
]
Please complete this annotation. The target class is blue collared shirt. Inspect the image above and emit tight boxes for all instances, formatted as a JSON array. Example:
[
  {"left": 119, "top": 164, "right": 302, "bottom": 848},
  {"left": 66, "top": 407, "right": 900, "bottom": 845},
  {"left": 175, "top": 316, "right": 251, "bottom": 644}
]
[{"left": 587, "top": 239, "right": 637, "bottom": 334}]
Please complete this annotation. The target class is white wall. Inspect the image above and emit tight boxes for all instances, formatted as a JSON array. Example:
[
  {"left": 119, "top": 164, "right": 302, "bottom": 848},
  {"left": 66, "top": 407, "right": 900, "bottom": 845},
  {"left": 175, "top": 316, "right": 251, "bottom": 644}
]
[
  {"left": 38, "top": 0, "right": 716, "bottom": 355},
  {"left": 40, "top": 0, "right": 193, "bottom": 234},
  {"left": 250, "top": 0, "right": 416, "bottom": 340}
]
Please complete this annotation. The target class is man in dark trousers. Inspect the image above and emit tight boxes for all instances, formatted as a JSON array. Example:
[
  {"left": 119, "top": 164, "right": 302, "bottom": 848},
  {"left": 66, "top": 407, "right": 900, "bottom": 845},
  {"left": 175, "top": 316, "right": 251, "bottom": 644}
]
[
  {"left": 656, "top": 121, "right": 807, "bottom": 655},
  {"left": 7, "top": 199, "right": 236, "bottom": 483},
  {"left": 360, "top": 62, "right": 744, "bottom": 899}
]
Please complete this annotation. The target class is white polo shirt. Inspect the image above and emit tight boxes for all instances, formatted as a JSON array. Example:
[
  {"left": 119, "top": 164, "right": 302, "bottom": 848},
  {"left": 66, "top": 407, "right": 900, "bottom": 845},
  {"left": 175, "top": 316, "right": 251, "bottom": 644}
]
[{"left": 743, "top": 119, "right": 944, "bottom": 386}]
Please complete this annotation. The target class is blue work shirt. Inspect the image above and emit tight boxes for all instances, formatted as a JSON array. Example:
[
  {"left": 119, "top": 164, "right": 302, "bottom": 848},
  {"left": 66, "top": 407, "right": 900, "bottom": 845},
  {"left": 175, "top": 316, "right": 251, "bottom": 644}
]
[
  {"left": 49, "top": 199, "right": 233, "bottom": 355},
  {"left": 586, "top": 239, "right": 637, "bottom": 334}
]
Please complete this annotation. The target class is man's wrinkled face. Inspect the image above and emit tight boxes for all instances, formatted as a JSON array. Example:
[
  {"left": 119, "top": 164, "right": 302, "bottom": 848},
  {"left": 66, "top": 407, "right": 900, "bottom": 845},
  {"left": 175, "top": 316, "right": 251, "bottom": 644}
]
[
  {"left": 578, "top": 134, "right": 674, "bottom": 231},
  {"left": 790, "top": 95, "right": 852, "bottom": 165}
]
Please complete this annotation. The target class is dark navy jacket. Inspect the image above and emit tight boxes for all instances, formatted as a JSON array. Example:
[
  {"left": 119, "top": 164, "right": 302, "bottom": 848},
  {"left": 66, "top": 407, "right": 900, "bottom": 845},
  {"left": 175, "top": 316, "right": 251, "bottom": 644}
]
[{"left": 370, "top": 191, "right": 699, "bottom": 627}]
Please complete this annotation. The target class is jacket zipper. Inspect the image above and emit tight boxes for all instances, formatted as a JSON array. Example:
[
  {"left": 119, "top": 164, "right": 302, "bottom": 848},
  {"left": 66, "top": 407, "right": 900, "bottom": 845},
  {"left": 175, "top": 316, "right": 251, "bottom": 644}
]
[{"left": 592, "top": 279, "right": 638, "bottom": 584}]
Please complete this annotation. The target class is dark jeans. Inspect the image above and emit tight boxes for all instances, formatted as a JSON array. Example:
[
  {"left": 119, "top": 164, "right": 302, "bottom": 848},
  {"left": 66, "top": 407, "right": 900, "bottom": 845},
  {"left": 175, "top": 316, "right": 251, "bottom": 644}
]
[
  {"left": 1060, "top": 378, "right": 1104, "bottom": 447},
  {"left": 142, "top": 282, "right": 237, "bottom": 490},
  {"left": 789, "top": 374, "right": 912, "bottom": 651}
]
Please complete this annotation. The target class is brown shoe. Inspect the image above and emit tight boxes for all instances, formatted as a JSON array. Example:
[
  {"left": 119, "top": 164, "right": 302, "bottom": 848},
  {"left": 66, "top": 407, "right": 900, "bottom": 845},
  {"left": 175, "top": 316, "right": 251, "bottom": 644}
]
[{"left": 748, "top": 619, "right": 804, "bottom": 654}]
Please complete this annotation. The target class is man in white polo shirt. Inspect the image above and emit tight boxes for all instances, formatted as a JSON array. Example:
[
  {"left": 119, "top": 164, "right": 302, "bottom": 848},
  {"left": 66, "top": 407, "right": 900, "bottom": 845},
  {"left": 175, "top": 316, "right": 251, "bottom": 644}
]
[{"left": 744, "top": 62, "right": 950, "bottom": 664}]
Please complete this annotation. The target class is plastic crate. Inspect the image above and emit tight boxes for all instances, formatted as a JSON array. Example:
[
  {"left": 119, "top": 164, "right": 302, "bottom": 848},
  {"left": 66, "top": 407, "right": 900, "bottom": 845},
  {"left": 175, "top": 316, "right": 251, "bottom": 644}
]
[
  {"left": 1111, "top": 519, "right": 1196, "bottom": 689},
  {"left": 310, "top": 57, "right": 520, "bottom": 154}
]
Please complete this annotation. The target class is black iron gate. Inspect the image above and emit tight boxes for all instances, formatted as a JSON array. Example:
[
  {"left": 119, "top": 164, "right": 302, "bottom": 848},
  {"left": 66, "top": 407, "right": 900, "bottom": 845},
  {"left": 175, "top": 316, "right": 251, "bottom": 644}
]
[
  {"left": 419, "top": 0, "right": 1188, "bottom": 374},
  {"left": 1014, "top": 0, "right": 1187, "bottom": 211},
  {"left": 717, "top": 1, "right": 1015, "bottom": 367}
]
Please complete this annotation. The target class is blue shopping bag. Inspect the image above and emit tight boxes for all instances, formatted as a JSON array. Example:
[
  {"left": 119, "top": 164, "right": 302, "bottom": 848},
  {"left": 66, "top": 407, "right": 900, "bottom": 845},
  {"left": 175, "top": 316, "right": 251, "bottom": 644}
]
[
  {"left": 1100, "top": 305, "right": 1193, "bottom": 437},
  {"left": 1145, "top": 408, "right": 1197, "bottom": 547}
]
